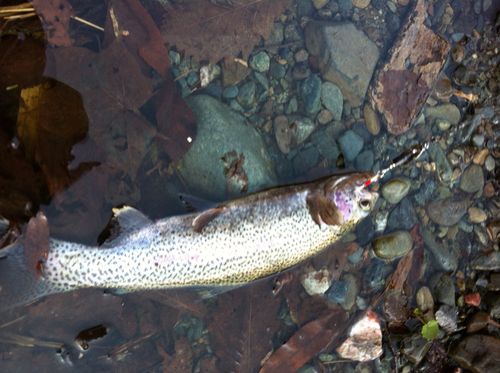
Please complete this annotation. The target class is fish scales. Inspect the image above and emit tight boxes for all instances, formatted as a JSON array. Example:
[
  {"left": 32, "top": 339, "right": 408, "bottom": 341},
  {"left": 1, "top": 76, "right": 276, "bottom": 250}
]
[{"left": 0, "top": 171, "right": 378, "bottom": 310}]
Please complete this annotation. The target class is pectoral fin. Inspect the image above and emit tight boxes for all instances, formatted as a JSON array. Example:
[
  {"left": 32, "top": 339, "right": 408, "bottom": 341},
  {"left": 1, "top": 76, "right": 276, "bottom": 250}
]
[{"left": 306, "top": 193, "right": 344, "bottom": 227}]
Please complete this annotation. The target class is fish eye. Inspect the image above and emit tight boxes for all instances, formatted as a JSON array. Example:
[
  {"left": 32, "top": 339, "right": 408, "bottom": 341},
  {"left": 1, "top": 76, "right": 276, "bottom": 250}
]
[{"left": 359, "top": 199, "right": 371, "bottom": 211}]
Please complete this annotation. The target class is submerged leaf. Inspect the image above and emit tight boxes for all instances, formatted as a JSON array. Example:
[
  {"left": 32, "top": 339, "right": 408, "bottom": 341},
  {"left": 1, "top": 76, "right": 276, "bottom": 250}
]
[
  {"left": 161, "top": 0, "right": 293, "bottom": 65},
  {"left": 31, "top": 0, "right": 74, "bottom": 47},
  {"left": 260, "top": 308, "right": 348, "bottom": 373},
  {"left": 21, "top": 211, "right": 50, "bottom": 281},
  {"left": 422, "top": 320, "right": 439, "bottom": 341}
]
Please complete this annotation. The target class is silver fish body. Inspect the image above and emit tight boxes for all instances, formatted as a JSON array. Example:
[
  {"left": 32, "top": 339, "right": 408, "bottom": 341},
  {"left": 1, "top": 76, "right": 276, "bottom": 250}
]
[{"left": 0, "top": 171, "right": 378, "bottom": 310}]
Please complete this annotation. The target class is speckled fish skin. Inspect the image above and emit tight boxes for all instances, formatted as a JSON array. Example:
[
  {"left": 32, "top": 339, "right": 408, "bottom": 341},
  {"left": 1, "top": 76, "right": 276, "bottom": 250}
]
[{"left": 0, "top": 171, "right": 377, "bottom": 310}]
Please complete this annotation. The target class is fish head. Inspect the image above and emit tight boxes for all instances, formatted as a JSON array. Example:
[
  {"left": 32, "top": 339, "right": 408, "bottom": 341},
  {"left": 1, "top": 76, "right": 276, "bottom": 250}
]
[{"left": 325, "top": 171, "right": 379, "bottom": 227}]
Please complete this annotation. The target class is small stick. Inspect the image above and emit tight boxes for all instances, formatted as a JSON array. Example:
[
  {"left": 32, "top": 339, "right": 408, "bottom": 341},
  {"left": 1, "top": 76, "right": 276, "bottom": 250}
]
[{"left": 71, "top": 15, "right": 104, "bottom": 32}]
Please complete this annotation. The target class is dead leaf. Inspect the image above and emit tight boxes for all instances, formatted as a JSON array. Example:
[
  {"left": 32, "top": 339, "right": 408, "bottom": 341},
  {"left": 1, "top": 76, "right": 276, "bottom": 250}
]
[
  {"left": 18, "top": 211, "right": 50, "bottom": 281},
  {"left": 16, "top": 79, "right": 92, "bottom": 196},
  {"left": 137, "top": 290, "right": 208, "bottom": 319},
  {"left": 384, "top": 286, "right": 411, "bottom": 324},
  {"left": 207, "top": 281, "right": 280, "bottom": 373},
  {"left": 222, "top": 150, "right": 248, "bottom": 198},
  {"left": 161, "top": 0, "right": 294, "bottom": 65},
  {"left": 391, "top": 250, "right": 414, "bottom": 290},
  {"left": 45, "top": 40, "right": 157, "bottom": 178},
  {"left": 156, "top": 336, "right": 192, "bottom": 372},
  {"left": 406, "top": 225, "right": 424, "bottom": 290},
  {"left": 259, "top": 308, "right": 348, "bottom": 373},
  {"left": 155, "top": 82, "right": 197, "bottom": 165},
  {"left": 31, "top": 0, "right": 74, "bottom": 47}
]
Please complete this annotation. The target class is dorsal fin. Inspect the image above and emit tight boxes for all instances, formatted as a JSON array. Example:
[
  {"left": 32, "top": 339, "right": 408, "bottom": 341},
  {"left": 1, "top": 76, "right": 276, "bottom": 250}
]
[
  {"left": 101, "top": 206, "right": 153, "bottom": 248},
  {"left": 179, "top": 194, "right": 219, "bottom": 213},
  {"left": 306, "top": 193, "right": 344, "bottom": 227}
]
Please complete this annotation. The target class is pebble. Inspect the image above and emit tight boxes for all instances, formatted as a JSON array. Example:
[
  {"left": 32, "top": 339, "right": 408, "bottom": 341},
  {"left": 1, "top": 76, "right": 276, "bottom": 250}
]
[
  {"left": 433, "top": 273, "right": 455, "bottom": 307},
  {"left": 274, "top": 116, "right": 292, "bottom": 154},
  {"left": 311, "top": 126, "right": 341, "bottom": 163},
  {"left": 417, "top": 286, "right": 434, "bottom": 314},
  {"left": 386, "top": 1, "right": 397, "bottom": 13},
  {"left": 340, "top": 273, "right": 359, "bottom": 310},
  {"left": 252, "top": 71, "right": 268, "bottom": 90},
  {"left": 265, "top": 23, "right": 284, "bottom": 47},
  {"left": 460, "top": 164, "right": 484, "bottom": 193},
  {"left": 249, "top": 51, "right": 270, "bottom": 72},
  {"left": 484, "top": 183, "right": 495, "bottom": 198},
  {"left": 387, "top": 198, "right": 419, "bottom": 231},
  {"left": 401, "top": 331, "right": 432, "bottom": 364},
  {"left": 471, "top": 251, "right": 500, "bottom": 270},
  {"left": 294, "top": 49, "right": 309, "bottom": 62},
  {"left": 485, "top": 155, "right": 495, "bottom": 171},
  {"left": 364, "top": 105, "right": 380, "bottom": 135},
  {"left": 311, "top": 0, "right": 329, "bottom": 9},
  {"left": 426, "top": 103, "right": 461, "bottom": 125},
  {"left": 356, "top": 216, "right": 375, "bottom": 245},
  {"left": 381, "top": 178, "right": 411, "bottom": 205},
  {"left": 374, "top": 210, "right": 389, "bottom": 234},
  {"left": 321, "top": 82, "right": 343, "bottom": 121},
  {"left": 292, "top": 65, "right": 311, "bottom": 80},
  {"left": 338, "top": 0, "right": 353, "bottom": 11},
  {"left": 222, "top": 85, "right": 238, "bottom": 99},
  {"left": 237, "top": 80, "right": 256, "bottom": 107},
  {"left": 428, "top": 142, "right": 453, "bottom": 183},
  {"left": 270, "top": 61, "right": 286, "bottom": 80},
  {"left": 355, "top": 150, "right": 374, "bottom": 171},
  {"left": 301, "top": 267, "right": 332, "bottom": 296},
  {"left": 286, "top": 97, "right": 298, "bottom": 114},
  {"left": 422, "top": 228, "right": 458, "bottom": 271},
  {"left": 473, "top": 149, "right": 489, "bottom": 165},
  {"left": 466, "top": 311, "right": 489, "bottom": 333},
  {"left": 352, "top": 122, "right": 372, "bottom": 143},
  {"left": 371, "top": 231, "right": 413, "bottom": 260},
  {"left": 468, "top": 207, "right": 487, "bottom": 223},
  {"left": 427, "top": 197, "right": 470, "bottom": 226},
  {"left": 436, "top": 305, "right": 458, "bottom": 333},
  {"left": 288, "top": 115, "right": 317, "bottom": 143},
  {"left": 338, "top": 130, "right": 364, "bottom": 161},
  {"left": 317, "top": 109, "right": 333, "bottom": 125},
  {"left": 351, "top": 0, "right": 371, "bottom": 9},
  {"left": 326, "top": 281, "right": 348, "bottom": 303},
  {"left": 451, "top": 334, "right": 500, "bottom": 373},
  {"left": 293, "top": 146, "right": 319, "bottom": 175},
  {"left": 386, "top": 13, "right": 401, "bottom": 32},
  {"left": 301, "top": 74, "right": 322, "bottom": 115},
  {"left": 364, "top": 258, "right": 385, "bottom": 288}
]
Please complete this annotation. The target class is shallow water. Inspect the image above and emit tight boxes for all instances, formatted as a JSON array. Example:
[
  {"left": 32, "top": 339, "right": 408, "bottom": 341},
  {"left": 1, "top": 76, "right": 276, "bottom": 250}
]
[{"left": 0, "top": 0, "right": 499, "bottom": 372}]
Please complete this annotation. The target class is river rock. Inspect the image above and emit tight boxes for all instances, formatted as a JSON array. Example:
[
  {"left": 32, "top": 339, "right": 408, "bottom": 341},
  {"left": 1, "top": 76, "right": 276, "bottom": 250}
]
[
  {"left": 340, "top": 273, "right": 359, "bottom": 310},
  {"left": 302, "top": 74, "right": 322, "bottom": 115},
  {"left": 321, "top": 81, "right": 343, "bottom": 121},
  {"left": 450, "top": 334, "right": 500, "bottom": 373},
  {"left": 338, "top": 130, "right": 364, "bottom": 162},
  {"left": 249, "top": 51, "right": 270, "bottom": 72},
  {"left": 355, "top": 150, "right": 374, "bottom": 171},
  {"left": 422, "top": 228, "right": 458, "bottom": 272},
  {"left": 387, "top": 197, "right": 419, "bottom": 231},
  {"left": 401, "top": 330, "right": 432, "bottom": 364},
  {"left": 181, "top": 95, "right": 276, "bottom": 200},
  {"left": 305, "top": 22, "right": 379, "bottom": 107},
  {"left": 371, "top": 231, "right": 413, "bottom": 259},
  {"left": 468, "top": 207, "right": 487, "bottom": 223},
  {"left": 427, "top": 197, "right": 470, "bottom": 226},
  {"left": 425, "top": 103, "right": 461, "bottom": 125},
  {"left": 382, "top": 178, "right": 411, "bottom": 205},
  {"left": 460, "top": 164, "right": 484, "bottom": 193},
  {"left": 237, "top": 80, "right": 256, "bottom": 107},
  {"left": 433, "top": 273, "right": 455, "bottom": 307},
  {"left": 311, "top": 126, "right": 341, "bottom": 163},
  {"left": 326, "top": 281, "right": 348, "bottom": 303},
  {"left": 351, "top": 0, "right": 371, "bottom": 8},
  {"left": 364, "top": 104, "right": 380, "bottom": 135},
  {"left": 274, "top": 116, "right": 292, "bottom": 154},
  {"left": 288, "top": 115, "right": 317, "bottom": 144}
]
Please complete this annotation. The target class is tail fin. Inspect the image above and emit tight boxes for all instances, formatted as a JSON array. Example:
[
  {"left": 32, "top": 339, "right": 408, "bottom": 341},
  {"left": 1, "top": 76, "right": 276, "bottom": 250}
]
[{"left": 0, "top": 244, "right": 54, "bottom": 311}]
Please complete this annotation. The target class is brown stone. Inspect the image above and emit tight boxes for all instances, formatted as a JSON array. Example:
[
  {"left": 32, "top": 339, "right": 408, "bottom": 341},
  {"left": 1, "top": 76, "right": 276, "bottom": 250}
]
[
  {"left": 222, "top": 59, "right": 251, "bottom": 87},
  {"left": 450, "top": 334, "right": 500, "bottom": 373},
  {"left": 364, "top": 104, "right": 380, "bottom": 135},
  {"left": 368, "top": 0, "right": 450, "bottom": 135},
  {"left": 483, "top": 182, "right": 495, "bottom": 198}
]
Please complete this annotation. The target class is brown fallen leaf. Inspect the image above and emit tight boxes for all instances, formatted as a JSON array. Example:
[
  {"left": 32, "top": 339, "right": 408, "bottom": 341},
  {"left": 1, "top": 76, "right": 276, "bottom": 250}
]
[
  {"left": 45, "top": 40, "right": 157, "bottom": 178},
  {"left": 31, "top": 0, "right": 74, "bottom": 47},
  {"left": 391, "top": 249, "right": 414, "bottom": 291},
  {"left": 384, "top": 285, "right": 411, "bottom": 324},
  {"left": 18, "top": 211, "right": 50, "bottom": 281},
  {"left": 161, "top": 0, "right": 293, "bottom": 66},
  {"left": 207, "top": 281, "right": 280, "bottom": 373},
  {"left": 406, "top": 225, "right": 424, "bottom": 290},
  {"left": 259, "top": 307, "right": 348, "bottom": 373},
  {"left": 156, "top": 336, "right": 192, "bottom": 373}
]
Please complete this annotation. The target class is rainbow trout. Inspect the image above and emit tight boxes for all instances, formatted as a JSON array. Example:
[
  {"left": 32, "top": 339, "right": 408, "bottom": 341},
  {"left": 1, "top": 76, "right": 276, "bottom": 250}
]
[{"left": 0, "top": 171, "right": 378, "bottom": 310}]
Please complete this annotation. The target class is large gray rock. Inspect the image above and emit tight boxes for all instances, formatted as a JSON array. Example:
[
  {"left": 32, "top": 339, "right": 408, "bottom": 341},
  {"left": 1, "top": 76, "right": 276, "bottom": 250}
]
[
  {"left": 305, "top": 21, "right": 379, "bottom": 107},
  {"left": 181, "top": 95, "right": 277, "bottom": 200}
]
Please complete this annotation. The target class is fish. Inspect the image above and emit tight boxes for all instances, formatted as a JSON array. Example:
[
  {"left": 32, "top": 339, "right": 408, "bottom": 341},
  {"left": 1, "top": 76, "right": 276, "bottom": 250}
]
[{"left": 0, "top": 170, "right": 378, "bottom": 311}]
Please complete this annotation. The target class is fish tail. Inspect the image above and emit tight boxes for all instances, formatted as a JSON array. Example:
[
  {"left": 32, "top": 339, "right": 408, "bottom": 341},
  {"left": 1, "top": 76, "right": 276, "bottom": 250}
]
[{"left": 0, "top": 244, "right": 55, "bottom": 311}]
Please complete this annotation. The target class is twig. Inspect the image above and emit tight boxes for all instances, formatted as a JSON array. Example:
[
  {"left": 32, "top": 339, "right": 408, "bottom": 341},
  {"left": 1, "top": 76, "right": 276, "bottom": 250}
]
[
  {"left": 0, "top": 315, "right": 26, "bottom": 329},
  {"left": 71, "top": 15, "right": 104, "bottom": 32},
  {"left": 384, "top": 322, "right": 399, "bottom": 373},
  {"left": 253, "top": 40, "right": 301, "bottom": 51}
]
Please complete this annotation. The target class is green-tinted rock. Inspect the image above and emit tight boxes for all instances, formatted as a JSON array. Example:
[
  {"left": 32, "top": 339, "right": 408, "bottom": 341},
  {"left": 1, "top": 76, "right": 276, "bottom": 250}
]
[
  {"left": 381, "top": 178, "right": 411, "bottom": 204},
  {"left": 372, "top": 231, "right": 413, "bottom": 259}
]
